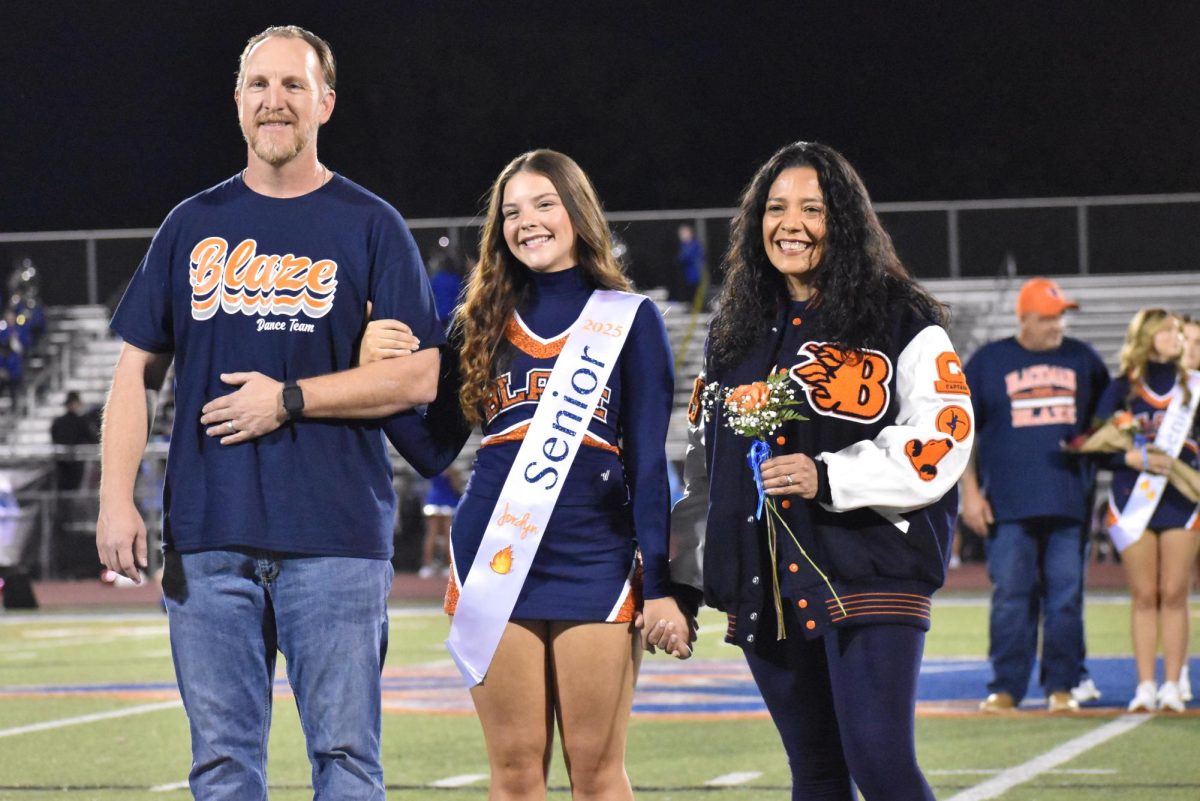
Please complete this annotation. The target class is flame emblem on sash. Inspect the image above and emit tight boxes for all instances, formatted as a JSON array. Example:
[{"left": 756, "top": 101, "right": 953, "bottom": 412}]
[{"left": 490, "top": 546, "right": 514, "bottom": 575}]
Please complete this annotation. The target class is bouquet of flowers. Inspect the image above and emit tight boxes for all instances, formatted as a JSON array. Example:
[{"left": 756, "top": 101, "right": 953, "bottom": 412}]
[
  {"left": 1064, "top": 410, "right": 1200, "bottom": 502},
  {"left": 702, "top": 372, "right": 844, "bottom": 639}
]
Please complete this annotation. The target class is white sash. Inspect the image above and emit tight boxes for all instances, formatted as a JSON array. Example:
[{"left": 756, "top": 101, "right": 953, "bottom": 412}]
[
  {"left": 445, "top": 290, "right": 645, "bottom": 686},
  {"left": 1110, "top": 371, "right": 1200, "bottom": 552}
]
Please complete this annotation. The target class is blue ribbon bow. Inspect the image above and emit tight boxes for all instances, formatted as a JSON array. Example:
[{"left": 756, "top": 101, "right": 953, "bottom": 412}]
[{"left": 747, "top": 439, "right": 772, "bottom": 519}]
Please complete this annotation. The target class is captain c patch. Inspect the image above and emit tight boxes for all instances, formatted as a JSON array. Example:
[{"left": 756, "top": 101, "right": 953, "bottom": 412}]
[{"left": 935, "top": 405, "right": 971, "bottom": 442}]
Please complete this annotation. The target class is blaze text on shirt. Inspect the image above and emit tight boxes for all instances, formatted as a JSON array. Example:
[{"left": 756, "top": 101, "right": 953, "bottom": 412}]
[{"left": 1005, "top": 364, "right": 1078, "bottom": 427}]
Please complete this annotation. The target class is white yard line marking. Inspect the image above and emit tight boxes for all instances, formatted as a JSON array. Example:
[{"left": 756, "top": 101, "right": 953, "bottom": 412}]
[
  {"left": 932, "top": 768, "right": 1118, "bottom": 776},
  {"left": 945, "top": 714, "right": 1150, "bottom": 801},
  {"left": 705, "top": 771, "right": 763, "bottom": 786},
  {"left": 0, "top": 700, "right": 182, "bottom": 738},
  {"left": 429, "top": 773, "right": 488, "bottom": 788},
  {"left": 149, "top": 780, "right": 190, "bottom": 792}
]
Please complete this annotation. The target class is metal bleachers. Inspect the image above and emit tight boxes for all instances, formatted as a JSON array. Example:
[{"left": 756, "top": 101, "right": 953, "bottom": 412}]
[{"left": 4, "top": 272, "right": 1198, "bottom": 464}]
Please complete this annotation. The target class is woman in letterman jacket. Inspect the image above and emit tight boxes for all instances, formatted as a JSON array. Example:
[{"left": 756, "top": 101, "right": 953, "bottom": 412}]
[
  {"left": 669, "top": 141, "right": 973, "bottom": 801},
  {"left": 360, "top": 149, "right": 693, "bottom": 801}
]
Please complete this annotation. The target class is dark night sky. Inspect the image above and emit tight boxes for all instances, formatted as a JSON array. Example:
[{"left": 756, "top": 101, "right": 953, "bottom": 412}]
[{"left": 4, "top": 1, "right": 1199, "bottom": 233}]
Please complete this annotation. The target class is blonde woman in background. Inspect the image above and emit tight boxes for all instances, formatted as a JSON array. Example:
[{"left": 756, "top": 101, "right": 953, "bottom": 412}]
[{"left": 1094, "top": 310, "right": 1200, "bottom": 712}]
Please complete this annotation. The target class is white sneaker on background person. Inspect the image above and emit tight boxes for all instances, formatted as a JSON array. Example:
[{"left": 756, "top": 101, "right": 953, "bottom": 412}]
[
  {"left": 1157, "top": 681, "right": 1186, "bottom": 713},
  {"left": 1180, "top": 664, "right": 1192, "bottom": 702},
  {"left": 1127, "top": 680, "right": 1157, "bottom": 712},
  {"left": 1070, "top": 677, "right": 1102, "bottom": 704}
]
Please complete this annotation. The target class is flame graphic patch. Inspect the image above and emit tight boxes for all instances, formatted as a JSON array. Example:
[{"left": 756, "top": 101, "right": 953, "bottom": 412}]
[{"left": 490, "top": 545, "right": 514, "bottom": 574}]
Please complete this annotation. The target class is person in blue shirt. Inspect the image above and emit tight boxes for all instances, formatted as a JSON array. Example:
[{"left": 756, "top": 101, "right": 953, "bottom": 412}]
[
  {"left": 96, "top": 27, "right": 442, "bottom": 800},
  {"left": 360, "top": 149, "right": 693, "bottom": 801},
  {"left": 962, "top": 278, "right": 1110, "bottom": 714},
  {"left": 1094, "top": 309, "right": 1199, "bottom": 713}
]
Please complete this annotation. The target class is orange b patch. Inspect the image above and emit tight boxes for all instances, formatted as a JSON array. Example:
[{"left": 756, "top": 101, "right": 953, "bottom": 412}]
[
  {"left": 905, "top": 438, "right": 953, "bottom": 481},
  {"left": 790, "top": 343, "right": 892, "bottom": 423},
  {"left": 490, "top": 545, "right": 514, "bottom": 574},
  {"left": 935, "top": 405, "right": 971, "bottom": 442}
]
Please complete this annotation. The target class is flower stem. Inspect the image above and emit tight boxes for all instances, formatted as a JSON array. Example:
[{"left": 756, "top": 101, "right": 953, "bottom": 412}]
[
  {"left": 764, "top": 511, "right": 787, "bottom": 640},
  {"left": 766, "top": 499, "right": 846, "bottom": 617}
]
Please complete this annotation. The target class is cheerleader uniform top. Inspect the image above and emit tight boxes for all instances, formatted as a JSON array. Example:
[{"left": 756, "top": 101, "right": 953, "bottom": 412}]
[
  {"left": 383, "top": 266, "right": 676, "bottom": 619},
  {"left": 1095, "top": 360, "right": 1200, "bottom": 531}
]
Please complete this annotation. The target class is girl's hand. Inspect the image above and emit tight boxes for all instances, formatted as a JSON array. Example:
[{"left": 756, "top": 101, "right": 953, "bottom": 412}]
[
  {"left": 637, "top": 597, "right": 695, "bottom": 659},
  {"left": 359, "top": 319, "right": 420, "bottom": 364}
]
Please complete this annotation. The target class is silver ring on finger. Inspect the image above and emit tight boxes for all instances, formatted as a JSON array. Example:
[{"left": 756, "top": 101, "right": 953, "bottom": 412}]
[
  {"left": 786, "top": 473, "right": 794, "bottom": 486},
  {"left": 227, "top": 420, "right": 237, "bottom": 433}
]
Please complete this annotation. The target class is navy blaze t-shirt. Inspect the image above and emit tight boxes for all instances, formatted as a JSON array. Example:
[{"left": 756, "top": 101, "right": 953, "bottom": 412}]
[
  {"left": 111, "top": 174, "right": 444, "bottom": 558},
  {"left": 963, "top": 336, "right": 1110, "bottom": 523}
]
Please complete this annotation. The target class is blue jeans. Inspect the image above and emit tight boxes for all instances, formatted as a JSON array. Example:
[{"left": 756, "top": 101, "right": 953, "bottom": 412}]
[
  {"left": 985, "top": 518, "right": 1085, "bottom": 702},
  {"left": 162, "top": 549, "right": 393, "bottom": 800}
]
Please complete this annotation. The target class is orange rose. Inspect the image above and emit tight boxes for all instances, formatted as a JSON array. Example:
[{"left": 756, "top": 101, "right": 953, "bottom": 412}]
[{"left": 726, "top": 381, "right": 770, "bottom": 411}]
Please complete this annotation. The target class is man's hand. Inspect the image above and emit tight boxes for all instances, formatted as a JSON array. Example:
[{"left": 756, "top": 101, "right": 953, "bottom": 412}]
[
  {"left": 635, "top": 596, "right": 695, "bottom": 659},
  {"left": 959, "top": 487, "right": 994, "bottom": 536},
  {"left": 200, "top": 372, "right": 285, "bottom": 445},
  {"left": 96, "top": 499, "right": 147, "bottom": 583}
]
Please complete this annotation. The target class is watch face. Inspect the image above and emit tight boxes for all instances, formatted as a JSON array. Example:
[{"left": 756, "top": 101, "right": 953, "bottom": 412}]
[{"left": 284, "top": 384, "right": 304, "bottom": 418}]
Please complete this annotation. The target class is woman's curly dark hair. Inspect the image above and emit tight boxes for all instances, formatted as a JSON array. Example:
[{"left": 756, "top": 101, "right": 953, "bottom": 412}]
[{"left": 709, "top": 141, "right": 945, "bottom": 371}]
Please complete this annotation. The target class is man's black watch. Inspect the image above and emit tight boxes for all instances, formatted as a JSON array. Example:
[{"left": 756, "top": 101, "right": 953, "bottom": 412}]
[{"left": 282, "top": 380, "right": 305, "bottom": 422}]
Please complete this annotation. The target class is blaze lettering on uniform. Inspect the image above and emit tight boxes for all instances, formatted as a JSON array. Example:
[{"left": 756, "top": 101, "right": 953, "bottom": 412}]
[
  {"left": 484, "top": 369, "right": 612, "bottom": 425},
  {"left": 190, "top": 236, "right": 338, "bottom": 321}
]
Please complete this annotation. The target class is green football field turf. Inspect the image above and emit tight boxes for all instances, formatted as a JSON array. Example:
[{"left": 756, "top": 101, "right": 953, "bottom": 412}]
[{"left": 1, "top": 596, "right": 1197, "bottom": 800}]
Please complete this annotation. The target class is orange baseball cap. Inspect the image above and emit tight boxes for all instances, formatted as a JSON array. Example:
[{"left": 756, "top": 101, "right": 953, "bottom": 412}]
[{"left": 1015, "top": 277, "right": 1078, "bottom": 317}]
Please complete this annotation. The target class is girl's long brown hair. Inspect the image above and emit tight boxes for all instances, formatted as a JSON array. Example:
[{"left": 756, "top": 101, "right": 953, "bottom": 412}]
[
  {"left": 454, "top": 150, "right": 631, "bottom": 426},
  {"left": 1118, "top": 308, "right": 1190, "bottom": 403}
]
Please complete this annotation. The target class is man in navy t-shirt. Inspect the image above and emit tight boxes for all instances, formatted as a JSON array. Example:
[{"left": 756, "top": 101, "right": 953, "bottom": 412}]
[
  {"left": 96, "top": 26, "right": 443, "bottom": 800},
  {"left": 961, "top": 278, "right": 1109, "bottom": 714}
]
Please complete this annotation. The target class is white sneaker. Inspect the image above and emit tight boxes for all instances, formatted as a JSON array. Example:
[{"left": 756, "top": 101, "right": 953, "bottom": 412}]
[
  {"left": 1071, "top": 678, "right": 1102, "bottom": 704},
  {"left": 1157, "top": 681, "right": 1186, "bottom": 713},
  {"left": 1128, "top": 681, "right": 1157, "bottom": 712},
  {"left": 417, "top": 565, "right": 437, "bottom": 579},
  {"left": 1180, "top": 665, "right": 1192, "bottom": 702}
]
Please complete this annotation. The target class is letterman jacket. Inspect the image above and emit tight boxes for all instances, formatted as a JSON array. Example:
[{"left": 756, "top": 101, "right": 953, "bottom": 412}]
[{"left": 670, "top": 298, "right": 974, "bottom": 648}]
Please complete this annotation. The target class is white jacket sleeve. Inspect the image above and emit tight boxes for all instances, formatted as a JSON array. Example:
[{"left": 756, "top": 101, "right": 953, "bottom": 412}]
[{"left": 819, "top": 325, "right": 974, "bottom": 515}]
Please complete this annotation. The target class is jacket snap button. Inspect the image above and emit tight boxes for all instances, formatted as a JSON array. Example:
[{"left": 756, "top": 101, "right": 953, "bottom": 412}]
[
  {"left": 751, "top": 576, "right": 760, "bottom": 585},
  {"left": 746, "top": 634, "right": 755, "bottom": 643},
  {"left": 749, "top": 612, "right": 758, "bottom": 621}
]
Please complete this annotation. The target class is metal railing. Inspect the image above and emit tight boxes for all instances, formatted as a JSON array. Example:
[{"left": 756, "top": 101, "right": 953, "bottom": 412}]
[{"left": 4, "top": 192, "right": 1200, "bottom": 306}]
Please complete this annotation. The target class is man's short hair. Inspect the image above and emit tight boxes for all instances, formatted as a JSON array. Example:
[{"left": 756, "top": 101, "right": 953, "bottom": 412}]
[
  {"left": 236, "top": 25, "right": 336, "bottom": 92},
  {"left": 65, "top": 391, "right": 82, "bottom": 406}
]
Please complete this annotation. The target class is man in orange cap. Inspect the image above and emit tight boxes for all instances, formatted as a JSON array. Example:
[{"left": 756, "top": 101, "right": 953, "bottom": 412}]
[{"left": 961, "top": 277, "right": 1110, "bottom": 713}]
